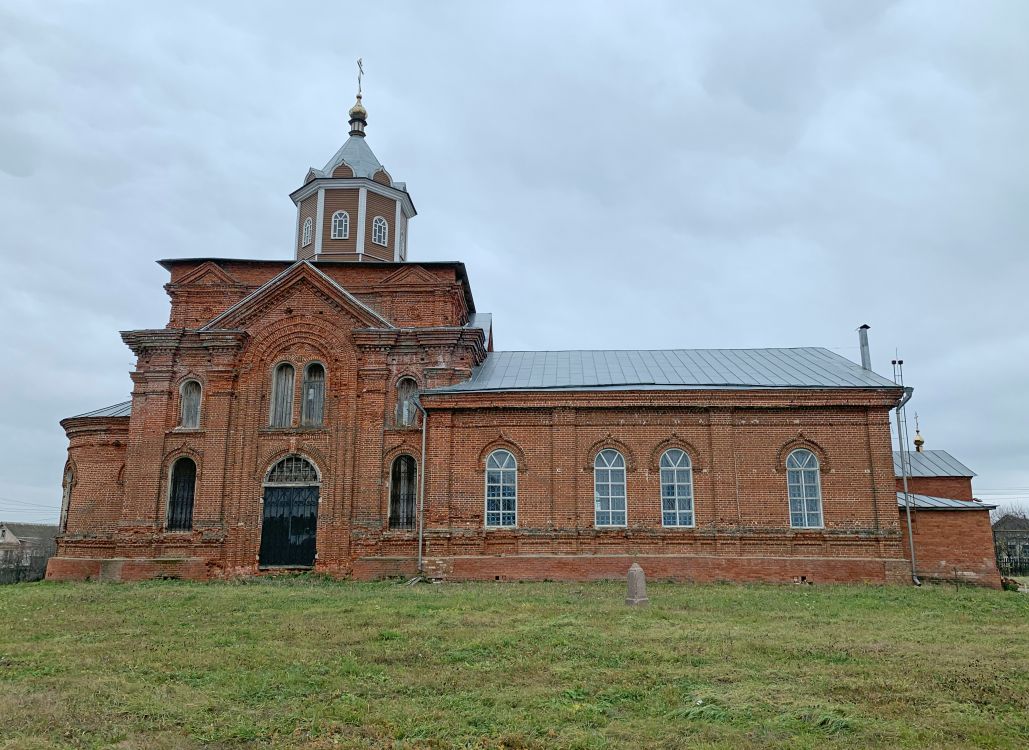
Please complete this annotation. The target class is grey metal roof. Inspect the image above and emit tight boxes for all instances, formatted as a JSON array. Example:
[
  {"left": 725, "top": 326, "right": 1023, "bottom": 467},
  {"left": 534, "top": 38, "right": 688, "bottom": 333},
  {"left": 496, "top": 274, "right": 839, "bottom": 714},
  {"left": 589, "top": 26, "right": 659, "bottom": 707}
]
[
  {"left": 425, "top": 348, "right": 901, "bottom": 394},
  {"left": 893, "top": 450, "right": 975, "bottom": 478},
  {"left": 70, "top": 401, "right": 132, "bottom": 418},
  {"left": 465, "top": 313, "right": 492, "bottom": 339},
  {"left": 311, "top": 136, "right": 385, "bottom": 180},
  {"left": 898, "top": 493, "right": 994, "bottom": 511}
]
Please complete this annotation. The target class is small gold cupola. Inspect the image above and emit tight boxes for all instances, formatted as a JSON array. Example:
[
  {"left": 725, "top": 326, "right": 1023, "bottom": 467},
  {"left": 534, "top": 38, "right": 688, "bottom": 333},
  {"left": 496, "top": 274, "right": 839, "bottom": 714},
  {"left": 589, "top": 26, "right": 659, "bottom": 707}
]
[
  {"left": 348, "top": 93, "right": 367, "bottom": 137},
  {"left": 913, "top": 414, "right": 925, "bottom": 453}
]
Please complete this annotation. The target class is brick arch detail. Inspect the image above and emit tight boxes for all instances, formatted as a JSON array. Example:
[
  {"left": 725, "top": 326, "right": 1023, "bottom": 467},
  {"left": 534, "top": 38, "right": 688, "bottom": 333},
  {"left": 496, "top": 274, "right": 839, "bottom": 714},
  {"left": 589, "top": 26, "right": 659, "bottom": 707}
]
[
  {"left": 257, "top": 448, "right": 326, "bottom": 484},
  {"left": 477, "top": 436, "right": 527, "bottom": 473},
  {"left": 383, "top": 444, "right": 420, "bottom": 477},
  {"left": 242, "top": 319, "right": 352, "bottom": 369},
  {"left": 775, "top": 435, "right": 830, "bottom": 473},
  {"left": 584, "top": 436, "right": 636, "bottom": 472},
  {"left": 649, "top": 435, "right": 704, "bottom": 472}
]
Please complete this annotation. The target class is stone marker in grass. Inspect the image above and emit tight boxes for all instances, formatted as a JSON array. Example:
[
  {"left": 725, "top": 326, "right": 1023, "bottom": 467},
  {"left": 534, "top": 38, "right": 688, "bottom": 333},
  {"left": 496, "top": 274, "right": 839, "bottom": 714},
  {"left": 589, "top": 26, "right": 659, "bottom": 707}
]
[{"left": 626, "top": 562, "right": 649, "bottom": 606}]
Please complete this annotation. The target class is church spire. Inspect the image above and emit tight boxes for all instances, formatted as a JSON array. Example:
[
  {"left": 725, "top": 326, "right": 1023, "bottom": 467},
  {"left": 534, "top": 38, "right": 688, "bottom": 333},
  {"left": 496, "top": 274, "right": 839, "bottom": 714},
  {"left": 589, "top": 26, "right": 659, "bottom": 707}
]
[{"left": 349, "top": 58, "right": 367, "bottom": 137}]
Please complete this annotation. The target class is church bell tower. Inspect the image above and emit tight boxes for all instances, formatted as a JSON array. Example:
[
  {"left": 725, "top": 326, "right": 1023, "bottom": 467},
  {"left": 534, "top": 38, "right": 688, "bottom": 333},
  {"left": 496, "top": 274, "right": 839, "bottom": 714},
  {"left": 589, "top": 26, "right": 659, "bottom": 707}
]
[{"left": 289, "top": 64, "right": 415, "bottom": 263}]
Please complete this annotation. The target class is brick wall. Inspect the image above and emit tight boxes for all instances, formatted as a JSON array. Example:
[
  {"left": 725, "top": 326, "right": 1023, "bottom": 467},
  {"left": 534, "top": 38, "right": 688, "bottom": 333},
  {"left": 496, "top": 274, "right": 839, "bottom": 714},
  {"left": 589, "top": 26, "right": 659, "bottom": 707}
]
[
  {"left": 897, "top": 476, "right": 974, "bottom": 501},
  {"left": 899, "top": 509, "right": 1001, "bottom": 588}
]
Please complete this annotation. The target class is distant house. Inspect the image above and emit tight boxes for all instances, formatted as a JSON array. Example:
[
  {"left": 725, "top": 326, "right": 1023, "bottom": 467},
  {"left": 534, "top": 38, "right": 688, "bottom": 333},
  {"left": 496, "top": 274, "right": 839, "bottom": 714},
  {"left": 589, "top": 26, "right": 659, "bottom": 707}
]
[
  {"left": 0, "top": 523, "right": 59, "bottom": 583},
  {"left": 992, "top": 514, "right": 1029, "bottom": 576}
]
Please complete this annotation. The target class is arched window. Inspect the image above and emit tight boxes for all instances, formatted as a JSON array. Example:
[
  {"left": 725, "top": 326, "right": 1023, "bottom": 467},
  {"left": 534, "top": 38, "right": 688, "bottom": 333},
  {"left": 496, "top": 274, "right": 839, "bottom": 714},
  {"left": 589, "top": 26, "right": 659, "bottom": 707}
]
[
  {"left": 372, "top": 216, "right": 388, "bottom": 246},
  {"left": 301, "top": 216, "right": 313, "bottom": 247},
  {"left": 179, "top": 380, "right": 201, "bottom": 429},
  {"left": 270, "top": 363, "right": 295, "bottom": 427},
  {"left": 60, "top": 465, "right": 74, "bottom": 532},
  {"left": 485, "top": 449, "right": 517, "bottom": 527},
  {"left": 787, "top": 449, "right": 823, "bottom": 528},
  {"left": 266, "top": 454, "right": 319, "bottom": 484},
  {"left": 167, "top": 457, "right": 196, "bottom": 531},
  {"left": 389, "top": 455, "right": 417, "bottom": 530},
  {"left": 395, "top": 377, "right": 418, "bottom": 427},
  {"left": 660, "top": 449, "right": 694, "bottom": 527},
  {"left": 330, "top": 210, "right": 349, "bottom": 239},
  {"left": 300, "top": 363, "right": 325, "bottom": 427},
  {"left": 594, "top": 449, "right": 626, "bottom": 527}
]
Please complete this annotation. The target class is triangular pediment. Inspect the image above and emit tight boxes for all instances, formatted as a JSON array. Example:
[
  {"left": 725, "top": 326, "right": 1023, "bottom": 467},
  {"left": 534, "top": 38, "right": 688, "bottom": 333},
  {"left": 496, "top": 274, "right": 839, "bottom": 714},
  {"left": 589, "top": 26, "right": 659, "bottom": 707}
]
[
  {"left": 174, "top": 261, "right": 242, "bottom": 287},
  {"left": 200, "top": 262, "right": 393, "bottom": 331},
  {"left": 378, "top": 264, "right": 440, "bottom": 287}
]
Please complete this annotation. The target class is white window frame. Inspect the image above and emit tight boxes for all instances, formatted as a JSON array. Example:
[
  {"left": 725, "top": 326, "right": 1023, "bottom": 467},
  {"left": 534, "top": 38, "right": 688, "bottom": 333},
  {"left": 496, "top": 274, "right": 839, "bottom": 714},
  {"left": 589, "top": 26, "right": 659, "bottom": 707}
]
[
  {"left": 594, "top": 449, "right": 627, "bottom": 527},
  {"left": 484, "top": 449, "right": 518, "bottom": 528},
  {"left": 372, "top": 216, "right": 388, "bottom": 246},
  {"left": 301, "top": 217, "right": 313, "bottom": 247},
  {"left": 660, "top": 449, "right": 694, "bottom": 527},
  {"left": 330, "top": 210, "right": 349, "bottom": 239},
  {"left": 787, "top": 448, "right": 824, "bottom": 529}
]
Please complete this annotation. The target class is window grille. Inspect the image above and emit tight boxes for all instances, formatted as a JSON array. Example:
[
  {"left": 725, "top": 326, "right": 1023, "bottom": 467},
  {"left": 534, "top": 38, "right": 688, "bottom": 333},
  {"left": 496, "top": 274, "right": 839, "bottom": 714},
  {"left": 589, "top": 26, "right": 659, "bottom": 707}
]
[
  {"left": 301, "top": 363, "right": 325, "bottom": 427},
  {"left": 270, "top": 363, "right": 295, "bottom": 427},
  {"left": 266, "top": 455, "right": 319, "bottom": 484},
  {"left": 485, "top": 449, "right": 517, "bottom": 527},
  {"left": 660, "top": 449, "right": 694, "bottom": 527},
  {"left": 179, "top": 380, "right": 201, "bottom": 428},
  {"left": 372, "top": 216, "right": 388, "bottom": 246},
  {"left": 167, "top": 457, "right": 196, "bottom": 531},
  {"left": 331, "top": 211, "right": 349, "bottom": 239},
  {"left": 594, "top": 449, "right": 627, "bottom": 526},
  {"left": 389, "top": 455, "right": 417, "bottom": 530},
  {"left": 787, "top": 449, "right": 823, "bottom": 528}
]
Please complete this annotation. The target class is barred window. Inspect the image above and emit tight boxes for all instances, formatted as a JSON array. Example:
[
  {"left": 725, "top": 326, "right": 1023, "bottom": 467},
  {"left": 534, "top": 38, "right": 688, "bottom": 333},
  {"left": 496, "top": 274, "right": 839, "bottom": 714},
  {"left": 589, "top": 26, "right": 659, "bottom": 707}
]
[
  {"left": 389, "top": 455, "right": 417, "bottom": 530},
  {"left": 594, "top": 449, "right": 626, "bottom": 527},
  {"left": 270, "top": 363, "right": 295, "bottom": 427},
  {"left": 179, "top": 380, "right": 201, "bottom": 429},
  {"left": 787, "top": 449, "right": 823, "bottom": 528},
  {"left": 167, "top": 457, "right": 196, "bottom": 531},
  {"left": 266, "top": 455, "right": 319, "bottom": 484},
  {"left": 330, "top": 211, "right": 349, "bottom": 239},
  {"left": 485, "top": 449, "right": 517, "bottom": 527},
  {"left": 300, "top": 363, "right": 325, "bottom": 427},
  {"left": 660, "top": 449, "right": 694, "bottom": 527},
  {"left": 372, "top": 216, "right": 388, "bottom": 246},
  {"left": 301, "top": 217, "right": 313, "bottom": 247}
]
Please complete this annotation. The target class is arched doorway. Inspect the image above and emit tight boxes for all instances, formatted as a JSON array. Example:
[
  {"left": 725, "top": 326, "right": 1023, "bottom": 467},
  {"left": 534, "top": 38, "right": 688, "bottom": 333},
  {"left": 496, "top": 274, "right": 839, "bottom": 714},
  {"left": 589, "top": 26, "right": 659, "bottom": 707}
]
[{"left": 259, "top": 455, "right": 320, "bottom": 568}]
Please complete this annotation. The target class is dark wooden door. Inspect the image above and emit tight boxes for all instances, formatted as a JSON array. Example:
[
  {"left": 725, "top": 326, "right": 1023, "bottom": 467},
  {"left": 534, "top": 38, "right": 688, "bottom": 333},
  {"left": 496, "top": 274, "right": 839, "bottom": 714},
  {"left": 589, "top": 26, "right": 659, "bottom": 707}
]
[{"left": 259, "top": 486, "right": 318, "bottom": 567}]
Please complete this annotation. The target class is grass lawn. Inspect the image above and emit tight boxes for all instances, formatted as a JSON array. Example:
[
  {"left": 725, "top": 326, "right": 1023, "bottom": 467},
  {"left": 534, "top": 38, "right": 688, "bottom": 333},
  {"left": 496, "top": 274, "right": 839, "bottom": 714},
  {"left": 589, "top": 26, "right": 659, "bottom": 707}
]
[{"left": 1, "top": 578, "right": 1027, "bottom": 749}]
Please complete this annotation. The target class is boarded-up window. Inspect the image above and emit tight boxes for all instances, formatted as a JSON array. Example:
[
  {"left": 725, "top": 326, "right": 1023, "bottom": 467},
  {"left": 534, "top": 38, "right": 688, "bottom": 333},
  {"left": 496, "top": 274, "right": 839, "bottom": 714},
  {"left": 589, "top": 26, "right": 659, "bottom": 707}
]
[
  {"left": 60, "top": 465, "right": 74, "bottom": 532},
  {"left": 167, "top": 457, "right": 196, "bottom": 531},
  {"left": 301, "top": 363, "right": 325, "bottom": 427},
  {"left": 180, "top": 380, "right": 201, "bottom": 428},
  {"left": 389, "top": 455, "right": 417, "bottom": 530},
  {"left": 270, "top": 363, "right": 295, "bottom": 427},
  {"left": 395, "top": 377, "right": 418, "bottom": 427}
]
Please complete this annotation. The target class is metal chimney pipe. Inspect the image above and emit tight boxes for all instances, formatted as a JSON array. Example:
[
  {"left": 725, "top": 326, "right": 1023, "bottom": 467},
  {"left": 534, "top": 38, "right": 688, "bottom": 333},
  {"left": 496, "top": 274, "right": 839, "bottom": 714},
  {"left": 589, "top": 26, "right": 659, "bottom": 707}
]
[{"left": 858, "top": 324, "right": 872, "bottom": 370}]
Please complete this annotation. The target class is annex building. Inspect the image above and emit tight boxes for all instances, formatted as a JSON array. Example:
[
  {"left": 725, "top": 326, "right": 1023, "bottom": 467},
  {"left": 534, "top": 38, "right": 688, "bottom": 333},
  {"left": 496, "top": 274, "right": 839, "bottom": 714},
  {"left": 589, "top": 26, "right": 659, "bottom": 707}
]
[{"left": 48, "top": 93, "right": 1000, "bottom": 587}]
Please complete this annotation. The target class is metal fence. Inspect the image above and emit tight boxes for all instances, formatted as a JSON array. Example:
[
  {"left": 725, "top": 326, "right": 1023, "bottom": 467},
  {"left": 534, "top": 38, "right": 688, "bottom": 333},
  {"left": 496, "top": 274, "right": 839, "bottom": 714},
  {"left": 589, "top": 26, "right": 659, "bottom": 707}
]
[
  {"left": 996, "top": 548, "right": 1029, "bottom": 577},
  {"left": 0, "top": 561, "right": 48, "bottom": 584}
]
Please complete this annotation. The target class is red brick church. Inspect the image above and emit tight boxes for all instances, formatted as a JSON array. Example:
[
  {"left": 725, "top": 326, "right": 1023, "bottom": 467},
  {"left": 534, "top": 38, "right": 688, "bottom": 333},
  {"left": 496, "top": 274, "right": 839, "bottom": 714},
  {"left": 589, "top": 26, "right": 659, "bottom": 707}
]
[{"left": 48, "top": 92, "right": 1000, "bottom": 587}]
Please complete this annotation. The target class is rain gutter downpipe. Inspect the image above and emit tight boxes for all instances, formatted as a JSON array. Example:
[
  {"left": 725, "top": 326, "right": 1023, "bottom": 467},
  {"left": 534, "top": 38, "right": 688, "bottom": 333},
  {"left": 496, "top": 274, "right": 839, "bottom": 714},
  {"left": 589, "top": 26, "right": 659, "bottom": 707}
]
[
  {"left": 413, "top": 395, "right": 428, "bottom": 576},
  {"left": 894, "top": 385, "right": 921, "bottom": 586}
]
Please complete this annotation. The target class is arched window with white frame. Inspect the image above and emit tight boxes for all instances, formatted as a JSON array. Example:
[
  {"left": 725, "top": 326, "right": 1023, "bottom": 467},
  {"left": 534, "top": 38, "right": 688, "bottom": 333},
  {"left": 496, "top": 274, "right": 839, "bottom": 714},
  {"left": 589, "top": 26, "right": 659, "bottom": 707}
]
[
  {"left": 485, "top": 449, "right": 517, "bottom": 527},
  {"left": 301, "top": 217, "right": 313, "bottom": 247},
  {"left": 270, "top": 363, "right": 295, "bottom": 427},
  {"left": 660, "top": 449, "right": 694, "bottom": 527},
  {"left": 179, "top": 379, "right": 201, "bottom": 429},
  {"left": 372, "top": 216, "right": 388, "bottom": 246},
  {"left": 330, "top": 210, "right": 349, "bottom": 239},
  {"left": 594, "top": 449, "right": 626, "bottom": 527},
  {"left": 787, "top": 449, "right": 823, "bottom": 528}
]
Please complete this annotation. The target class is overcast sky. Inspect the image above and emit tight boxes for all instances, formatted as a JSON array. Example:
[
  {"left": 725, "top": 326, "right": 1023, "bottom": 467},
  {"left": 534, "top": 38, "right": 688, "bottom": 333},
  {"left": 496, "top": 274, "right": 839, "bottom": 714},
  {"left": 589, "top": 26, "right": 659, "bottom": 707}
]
[{"left": 1, "top": 0, "right": 1027, "bottom": 524}]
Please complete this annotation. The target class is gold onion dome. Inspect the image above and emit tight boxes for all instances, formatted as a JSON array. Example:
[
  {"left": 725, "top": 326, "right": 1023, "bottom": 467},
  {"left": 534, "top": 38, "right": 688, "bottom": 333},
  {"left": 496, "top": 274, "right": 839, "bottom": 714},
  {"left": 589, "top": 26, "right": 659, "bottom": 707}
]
[{"left": 349, "top": 94, "right": 367, "bottom": 119}]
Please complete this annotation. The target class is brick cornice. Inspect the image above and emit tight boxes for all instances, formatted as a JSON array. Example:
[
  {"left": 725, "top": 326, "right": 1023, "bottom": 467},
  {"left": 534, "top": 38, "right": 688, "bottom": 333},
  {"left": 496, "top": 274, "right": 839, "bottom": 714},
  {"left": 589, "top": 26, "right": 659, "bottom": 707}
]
[{"left": 121, "top": 329, "right": 247, "bottom": 357}]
